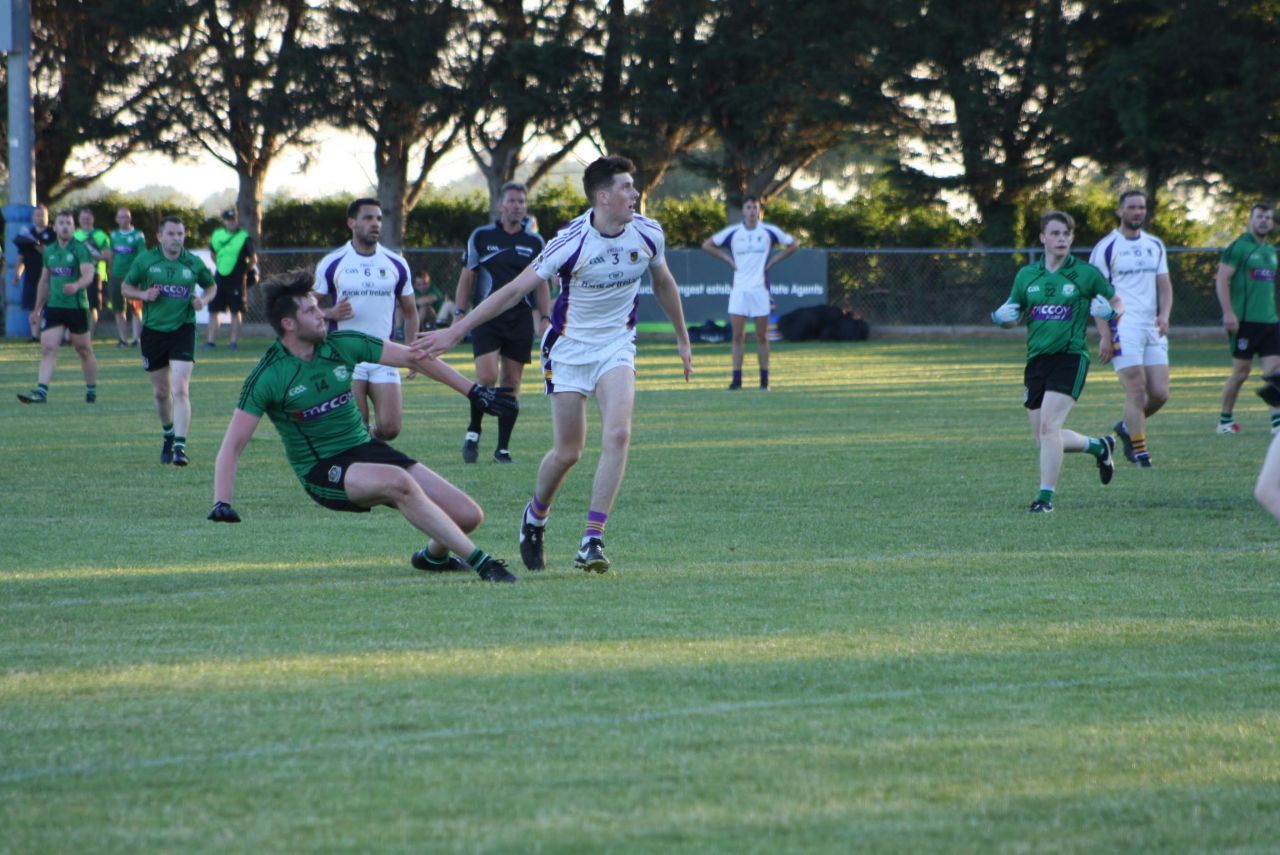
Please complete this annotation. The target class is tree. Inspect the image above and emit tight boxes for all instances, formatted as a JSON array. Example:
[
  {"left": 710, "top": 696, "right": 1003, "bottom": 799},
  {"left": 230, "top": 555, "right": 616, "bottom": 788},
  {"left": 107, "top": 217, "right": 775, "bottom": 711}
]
[
  {"left": 454, "top": 0, "right": 598, "bottom": 213},
  {"left": 159, "top": 0, "right": 327, "bottom": 241},
  {"left": 322, "top": 1, "right": 468, "bottom": 248},
  {"left": 688, "top": 0, "right": 898, "bottom": 220},
  {"left": 890, "top": 0, "right": 1078, "bottom": 246},
  {"left": 0, "top": 0, "right": 193, "bottom": 203},
  {"left": 1057, "top": 0, "right": 1278, "bottom": 215},
  {"left": 592, "top": 0, "right": 712, "bottom": 212}
]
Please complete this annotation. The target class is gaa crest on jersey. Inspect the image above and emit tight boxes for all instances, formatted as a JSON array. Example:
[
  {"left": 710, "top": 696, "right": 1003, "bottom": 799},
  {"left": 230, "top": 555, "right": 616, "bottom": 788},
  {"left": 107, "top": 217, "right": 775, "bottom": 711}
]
[
  {"left": 333, "top": 366, "right": 350, "bottom": 381},
  {"left": 182, "top": 268, "right": 193, "bottom": 280},
  {"left": 288, "top": 384, "right": 307, "bottom": 397},
  {"left": 1062, "top": 283, "right": 1076, "bottom": 297},
  {"left": 629, "top": 250, "right": 639, "bottom": 263},
  {"left": 328, "top": 465, "right": 342, "bottom": 483}
]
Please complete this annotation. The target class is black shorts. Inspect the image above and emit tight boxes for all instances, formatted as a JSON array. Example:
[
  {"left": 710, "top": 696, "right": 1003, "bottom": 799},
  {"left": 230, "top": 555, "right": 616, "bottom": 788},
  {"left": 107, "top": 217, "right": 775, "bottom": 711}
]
[
  {"left": 302, "top": 438, "right": 418, "bottom": 512},
  {"left": 1023, "top": 352, "right": 1089, "bottom": 410},
  {"left": 141, "top": 323, "right": 196, "bottom": 372},
  {"left": 471, "top": 304, "right": 535, "bottom": 363},
  {"left": 1230, "top": 321, "right": 1280, "bottom": 360},
  {"left": 41, "top": 306, "right": 90, "bottom": 336},
  {"left": 207, "top": 273, "right": 246, "bottom": 313},
  {"left": 86, "top": 277, "right": 102, "bottom": 310}
]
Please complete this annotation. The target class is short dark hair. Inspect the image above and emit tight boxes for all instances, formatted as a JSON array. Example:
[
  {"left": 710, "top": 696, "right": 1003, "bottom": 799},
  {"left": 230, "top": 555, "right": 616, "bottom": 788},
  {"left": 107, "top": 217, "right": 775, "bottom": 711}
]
[
  {"left": 1040, "top": 210, "right": 1075, "bottom": 232},
  {"left": 347, "top": 197, "right": 381, "bottom": 219},
  {"left": 583, "top": 156, "right": 636, "bottom": 202},
  {"left": 742, "top": 196, "right": 761, "bottom": 207},
  {"left": 158, "top": 215, "right": 184, "bottom": 230},
  {"left": 499, "top": 181, "right": 528, "bottom": 198},
  {"left": 76, "top": 206, "right": 93, "bottom": 218},
  {"left": 54, "top": 210, "right": 75, "bottom": 223},
  {"left": 263, "top": 269, "right": 316, "bottom": 335},
  {"left": 1118, "top": 190, "right": 1146, "bottom": 206},
  {"left": 1252, "top": 201, "right": 1274, "bottom": 215}
]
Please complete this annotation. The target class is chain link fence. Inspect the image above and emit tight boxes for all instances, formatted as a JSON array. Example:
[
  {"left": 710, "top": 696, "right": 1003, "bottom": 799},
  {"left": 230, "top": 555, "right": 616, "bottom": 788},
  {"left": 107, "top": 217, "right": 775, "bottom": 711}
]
[{"left": 241, "top": 246, "right": 1225, "bottom": 328}]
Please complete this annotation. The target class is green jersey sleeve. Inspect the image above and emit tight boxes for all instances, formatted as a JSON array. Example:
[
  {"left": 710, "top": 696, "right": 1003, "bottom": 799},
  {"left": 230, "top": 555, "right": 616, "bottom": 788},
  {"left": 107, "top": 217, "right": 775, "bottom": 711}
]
[
  {"left": 1221, "top": 238, "right": 1246, "bottom": 269},
  {"left": 1008, "top": 268, "right": 1032, "bottom": 306},
  {"left": 328, "top": 330, "right": 385, "bottom": 366},
  {"left": 237, "top": 362, "right": 276, "bottom": 417}
]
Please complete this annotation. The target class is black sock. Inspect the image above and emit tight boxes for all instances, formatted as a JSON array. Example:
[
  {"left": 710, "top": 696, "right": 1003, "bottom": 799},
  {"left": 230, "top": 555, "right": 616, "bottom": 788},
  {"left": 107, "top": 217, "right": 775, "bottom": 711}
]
[
  {"left": 468, "top": 396, "right": 485, "bottom": 434},
  {"left": 496, "top": 407, "right": 518, "bottom": 451}
]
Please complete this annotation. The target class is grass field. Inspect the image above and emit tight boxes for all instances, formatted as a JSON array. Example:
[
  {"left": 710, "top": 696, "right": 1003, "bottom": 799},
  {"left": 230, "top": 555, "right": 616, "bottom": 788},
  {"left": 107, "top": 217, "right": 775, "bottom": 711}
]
[{"left": 2, "top": 332, "right": 1278, "bottom": 853}]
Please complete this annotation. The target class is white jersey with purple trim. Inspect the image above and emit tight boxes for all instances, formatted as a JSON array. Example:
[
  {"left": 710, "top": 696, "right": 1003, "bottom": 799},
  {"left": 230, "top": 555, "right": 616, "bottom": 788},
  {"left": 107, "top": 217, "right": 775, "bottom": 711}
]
[
  {"left": 532, "top": 210, "right": 666, "bottom": 348},
  {"left": 710, "top": 222, "right": 794, "bottom": 292},
  {"left": 1088, "top": 229, "right": 1168, "bottom": 328},
  {"left": 313, "top": 242, "right": 411, "bottom": 339}
]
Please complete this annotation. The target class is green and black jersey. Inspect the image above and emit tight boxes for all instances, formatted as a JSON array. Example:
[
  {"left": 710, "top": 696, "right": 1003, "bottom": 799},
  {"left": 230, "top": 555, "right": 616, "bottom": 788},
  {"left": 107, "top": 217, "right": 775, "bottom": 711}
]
[
  {"left": 1221, "top": 233, "right": 1278, "bottom": 324},
  {"left": 124, "top": 247, "right": 215, "bottom": 332},
  {"left": 1008, "top": 255, "right": 1114, "bottom": 361},
  {"left": 108, "top": 228, "right": 148, "bottom": 281},
  {"left": 42, "top": 240, "right": 94, "bottom": 310},
  {"left": 236, "top": 332, "right": 386, "bottom": 480}
]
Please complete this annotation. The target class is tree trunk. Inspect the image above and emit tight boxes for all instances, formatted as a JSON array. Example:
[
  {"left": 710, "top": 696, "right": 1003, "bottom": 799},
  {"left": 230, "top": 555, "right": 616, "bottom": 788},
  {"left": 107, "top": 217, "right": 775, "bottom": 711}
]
[
  {"left": 376, "top": 139, "right": 410, "bottom": 251},
  {"left": 235, "top": 162, "right": 267, "bottom": 244},
  {"left": 979, "top": 198, "right": 1018, "bottom": 248}
]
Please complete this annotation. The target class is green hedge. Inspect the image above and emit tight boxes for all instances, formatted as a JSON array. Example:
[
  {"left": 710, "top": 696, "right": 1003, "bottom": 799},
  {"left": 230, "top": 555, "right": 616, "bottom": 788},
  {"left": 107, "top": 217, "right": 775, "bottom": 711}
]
[{"left": 9, "top": 181, "right": 1222, "bottom": 250}]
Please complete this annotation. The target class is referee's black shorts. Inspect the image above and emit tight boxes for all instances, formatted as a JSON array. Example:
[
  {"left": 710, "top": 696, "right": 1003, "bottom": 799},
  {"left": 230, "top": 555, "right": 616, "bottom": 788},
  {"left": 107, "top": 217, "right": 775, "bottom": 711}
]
[{"left": 471, "top": 303, "right": 535, "bottom": 364}]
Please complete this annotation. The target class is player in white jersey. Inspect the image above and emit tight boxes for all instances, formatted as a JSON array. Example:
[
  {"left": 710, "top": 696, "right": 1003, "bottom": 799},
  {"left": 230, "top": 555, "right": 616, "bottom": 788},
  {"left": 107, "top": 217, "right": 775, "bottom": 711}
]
[
  {"left": 703, "top": 197, "right": 798, "bottom": 389},
  {"left": 1088, "top": 190, "right": 1173, "bottom": 467},
  {"left": 314, "top": 198, "right": 417, "bottom": 441},
  {"left": 416, "top": 156, "right": 693, "bottom": 574}
]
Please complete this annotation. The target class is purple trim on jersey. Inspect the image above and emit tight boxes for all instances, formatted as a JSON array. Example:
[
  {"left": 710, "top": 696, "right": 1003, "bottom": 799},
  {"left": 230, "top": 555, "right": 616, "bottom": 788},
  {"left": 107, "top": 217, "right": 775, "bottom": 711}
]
[
  {"left": 716, "top": 226, "right": 739, "bottom": 249},
  {"left": 627, "top": 295, "right": 639, "bottom": 329},
  {"left": 542, "top": 218, "right": 586, "bottom": 258},
  {"left": 550, "top": 289, "right": 570, "bottom": 332},
  {"left": 322, "top": 256, "right": 343, "bottom": 331},
  {"left": 1101, "top": 236, "right": 1118, "bottom": 282},
  {"left": 388, "top": 253, "right": 410, "bottom": 296},
  {"left": 633, "top": 216, "right": 662, "bottom": 257}
]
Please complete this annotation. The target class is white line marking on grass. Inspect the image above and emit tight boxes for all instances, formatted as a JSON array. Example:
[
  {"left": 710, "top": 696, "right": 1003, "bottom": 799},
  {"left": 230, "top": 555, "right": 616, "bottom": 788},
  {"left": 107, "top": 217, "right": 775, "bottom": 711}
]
[{"left": 1, "top": 662, "right": 1272, "bottom": 785}]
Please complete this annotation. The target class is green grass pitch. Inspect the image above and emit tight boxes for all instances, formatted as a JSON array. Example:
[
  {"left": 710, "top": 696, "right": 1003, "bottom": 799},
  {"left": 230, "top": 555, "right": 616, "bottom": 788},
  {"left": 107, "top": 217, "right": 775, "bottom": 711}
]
[{"left": 1, "top": 333, "right": 1278, "bottom": 853}]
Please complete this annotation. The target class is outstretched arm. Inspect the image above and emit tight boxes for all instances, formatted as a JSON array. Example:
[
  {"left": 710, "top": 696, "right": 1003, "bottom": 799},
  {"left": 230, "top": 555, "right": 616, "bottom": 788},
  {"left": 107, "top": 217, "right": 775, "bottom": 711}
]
[{"left": 414, "top": 265, "right": 545, "bottom": 356}]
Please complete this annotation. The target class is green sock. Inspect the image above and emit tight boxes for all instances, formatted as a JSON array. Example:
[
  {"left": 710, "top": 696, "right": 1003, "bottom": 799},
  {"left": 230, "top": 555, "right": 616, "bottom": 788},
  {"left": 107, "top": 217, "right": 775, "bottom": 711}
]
[
  {"left": 1038, "top": 488, "right": 1054, "bottom": 504},
  {"left": 36, "top": 383, "right": 49, "bottom": 395},
  {"left": 163, "top": 423, "right": 175, "bottom": 440},
  {"left": 1220, "top": 412, "right": 1234, "bottom": 425},
  {"left": 466, "top": 548, "right": 490, "bottom": 570},
  {"left": 174, "top": 435, "right": 186, "bottom": 451},
  {"left": 420, "top": 549, "right": 449, "bottom": 567},
  {"left": 1085, "top": 437, "right": 1106, "bottom": 457}
]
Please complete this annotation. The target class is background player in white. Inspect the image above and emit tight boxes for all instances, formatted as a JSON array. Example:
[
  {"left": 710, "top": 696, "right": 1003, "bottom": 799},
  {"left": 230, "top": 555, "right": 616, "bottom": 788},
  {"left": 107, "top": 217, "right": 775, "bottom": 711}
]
[
  {"left": 314, "top": 198, "right": 417, "bottom": 441},
  {"left": 1089, "top": 190, "right": 1172, "bottom": 467},
  {"left": 701, "top": 196, "right": 798, "bottom": 389},
  {"left": 416, "top": 155, "right": 693, "bottom": 573}
]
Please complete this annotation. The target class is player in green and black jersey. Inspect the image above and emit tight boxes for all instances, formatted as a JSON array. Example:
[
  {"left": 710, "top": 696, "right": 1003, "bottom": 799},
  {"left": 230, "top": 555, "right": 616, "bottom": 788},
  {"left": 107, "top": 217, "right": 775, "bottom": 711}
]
[
  {"left": 122, "top": 215, "right": 216, "bottom": 467},
  {"left": 1214, "top": 202, "right": 1279, "bottom": 435},
  {"left": 209, "top": 269, "right": 521, "bottom": 583},
  {"left": 107, "top": 207, "right": 148, "bottom": 348},
  {"left": 17, "top": 211, "right": 98, "bottom": 405},
  {"left": 992, "top": 210, "right": 1126, "bottom": 513}
]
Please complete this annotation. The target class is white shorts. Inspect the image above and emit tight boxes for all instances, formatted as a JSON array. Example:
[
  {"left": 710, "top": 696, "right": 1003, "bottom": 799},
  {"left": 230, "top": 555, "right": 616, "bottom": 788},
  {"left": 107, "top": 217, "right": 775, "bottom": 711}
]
[
  {"left": 1111, "top": 324, "right": 1169, "bottom": 371},
  {"left": 353, "top": 361, "right": 402, "bottom": 385},
  {"left": 542, "top": 330, "right": 635, "bottom": 396},
  {"left": 728, "top": 287, "right": 771, "bottom": 318}
]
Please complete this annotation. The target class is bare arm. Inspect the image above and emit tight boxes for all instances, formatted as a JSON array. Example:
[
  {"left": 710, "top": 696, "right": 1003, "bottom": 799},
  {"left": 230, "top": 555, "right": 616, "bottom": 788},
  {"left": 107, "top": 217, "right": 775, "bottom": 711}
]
[
  {"left": 122, "top": 278, "right": 158, "bottom": 302},
  {"left": 1216, "top": 263, "right": 1238, "bottom": 333},
  {"left": 415, "top": 265, "right": 544, "bottom": 356},
  {"left": 532, "top": 277, "right": 552, "bottom": 337},
  {"left": 213, "top": 409, "right": 262, "bottom": 504},
  {"left": 380, "top": 340, "right": 475, "bottom": 396},
  {"left": 30, "top": 269, "right": 51, "bottom": 322},
  {"left": 397, "top": 292, "right": 419, "bottom": 341},
  {"left": 701, "top": 237, "right": 735, "bottom": 268},
  {"left": 1156, "top": 273, "right": 1173, "bottom": 335},
  {"left": 454, "top": 267, "right": 476, "bottom": 315},
  {"left": 765, "top": 241, "right": 800, "bottom": 272},
  {"left": 650, "top": 260, "right": 693, "bottom": 381},
  {"left": 1095, "top": 316, "right": 1114, "bottom": 363}
]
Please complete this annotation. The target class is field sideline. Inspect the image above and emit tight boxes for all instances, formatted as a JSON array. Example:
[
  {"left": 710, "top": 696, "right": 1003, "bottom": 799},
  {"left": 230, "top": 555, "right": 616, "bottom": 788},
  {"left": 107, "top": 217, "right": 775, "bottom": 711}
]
[{"left": 2, "top": 335, "right": 1278, "bottom": 852}]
